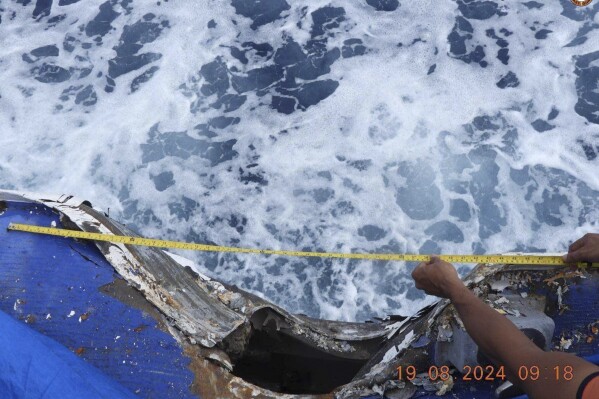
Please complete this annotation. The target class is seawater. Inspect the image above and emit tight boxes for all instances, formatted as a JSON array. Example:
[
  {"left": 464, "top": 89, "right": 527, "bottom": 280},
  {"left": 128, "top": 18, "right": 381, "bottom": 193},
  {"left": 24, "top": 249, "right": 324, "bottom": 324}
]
[{"left": 1, "top": 0, "right": 598, "bottom": 321}]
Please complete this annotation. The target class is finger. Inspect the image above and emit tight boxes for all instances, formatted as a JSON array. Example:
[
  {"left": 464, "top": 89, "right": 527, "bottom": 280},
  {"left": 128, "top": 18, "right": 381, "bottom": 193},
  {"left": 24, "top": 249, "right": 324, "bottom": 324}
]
[
  {"left": 564, "top": 249, "right": 587, "bottom": 264},
  {"left": 411, "top": 268, "right": 418, "bottom": 279},
  {"left": 429, "top": 255, "right": 440, "bottom": 264},
  {"left": 412, "top": 262, "right": 424, "bottom": 275},
  {"left": 569, "top": 236, "right": 587, "bottom": 252},
  {"left": 411, "top": 262, "right": 425, "bottom": 278},
  {"left": 562, "top": 254, "right": 580, "bottom": 270}
]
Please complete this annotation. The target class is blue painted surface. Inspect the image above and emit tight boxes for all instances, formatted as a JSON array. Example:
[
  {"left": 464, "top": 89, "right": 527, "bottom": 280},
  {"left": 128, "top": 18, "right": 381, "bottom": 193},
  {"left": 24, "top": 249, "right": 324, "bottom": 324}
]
[
  {"left": 0, "top": 309, "right": 135, "bottom": 399},
  {"left": 0, "top": 200, "right": 197, "bottom": 398}
]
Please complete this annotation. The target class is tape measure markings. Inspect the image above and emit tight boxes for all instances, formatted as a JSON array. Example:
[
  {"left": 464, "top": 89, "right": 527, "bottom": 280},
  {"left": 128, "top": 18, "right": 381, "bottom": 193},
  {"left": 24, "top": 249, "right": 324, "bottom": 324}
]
[{"left": 7, "top": 223, "right": 598, "bottom": 268}]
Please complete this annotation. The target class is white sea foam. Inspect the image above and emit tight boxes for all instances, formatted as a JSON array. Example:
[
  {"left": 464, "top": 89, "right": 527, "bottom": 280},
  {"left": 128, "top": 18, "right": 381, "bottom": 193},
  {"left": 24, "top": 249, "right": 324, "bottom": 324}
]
[{"left": 0, "top": 0, "right": 598, "bottom": 321}]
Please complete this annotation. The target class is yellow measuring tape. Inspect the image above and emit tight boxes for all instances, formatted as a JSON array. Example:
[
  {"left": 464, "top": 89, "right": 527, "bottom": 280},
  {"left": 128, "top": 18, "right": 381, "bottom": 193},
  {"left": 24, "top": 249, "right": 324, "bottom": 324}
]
[{"left": 7, "top": 223, "right": 599, "bottom": 268}]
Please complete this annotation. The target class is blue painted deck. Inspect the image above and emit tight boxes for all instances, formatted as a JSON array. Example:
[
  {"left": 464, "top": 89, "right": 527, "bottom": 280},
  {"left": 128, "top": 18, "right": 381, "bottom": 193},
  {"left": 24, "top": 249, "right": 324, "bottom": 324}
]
[
  {"left": 0, "top": 200, "right": 198, "bottom": 398},
  {"left": 0, "top": 309, "right": 136, "bottom": 399}
]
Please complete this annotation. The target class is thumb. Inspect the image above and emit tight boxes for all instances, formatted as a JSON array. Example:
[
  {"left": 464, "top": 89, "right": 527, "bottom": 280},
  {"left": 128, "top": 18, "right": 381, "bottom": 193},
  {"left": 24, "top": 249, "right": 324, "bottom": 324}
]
[{"left": 564, "top": 249, "right": 585, "bottom": 264}]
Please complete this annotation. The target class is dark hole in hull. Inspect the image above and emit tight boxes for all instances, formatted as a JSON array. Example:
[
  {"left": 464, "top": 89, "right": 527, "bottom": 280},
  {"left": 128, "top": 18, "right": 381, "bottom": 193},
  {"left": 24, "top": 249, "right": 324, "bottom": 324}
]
[{"left": 232, "top": 327, "right": 368, "bottom": 394}]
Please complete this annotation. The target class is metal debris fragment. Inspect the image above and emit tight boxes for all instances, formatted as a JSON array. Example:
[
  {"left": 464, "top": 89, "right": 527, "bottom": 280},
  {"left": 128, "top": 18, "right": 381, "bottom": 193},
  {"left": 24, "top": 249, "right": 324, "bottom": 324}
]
[
  {"left": 437, "top": 324, "right": 453, "bottom": 342},
  {"left": 490, "top": 279, "right": 511, "bottom": 292},
  {"left": 559, "top": 337, "right": 572, "bottom": 350},
  {"left": 382, "top": 331, "right": 415, "bottom": 362},
  {"left": 494, "top": 297, "right": 509, "bottom": 305},
  {"left": 13, "top": 299, "right": 25, "bottom": 311},
  {"left": 587, "top": 336, "right": 595, "bottom": 344},
  {"left": 436, "top": 375, "right": 454, "bottom": 396},
  {"left": 556, "top": 285, "right": 570, "bottom": 313},
  {"left": 544, "top": 270, "right": 584, "bottom": 284},
  {"left": 411, "top": 372, "right": 454, "bottom": 395}
]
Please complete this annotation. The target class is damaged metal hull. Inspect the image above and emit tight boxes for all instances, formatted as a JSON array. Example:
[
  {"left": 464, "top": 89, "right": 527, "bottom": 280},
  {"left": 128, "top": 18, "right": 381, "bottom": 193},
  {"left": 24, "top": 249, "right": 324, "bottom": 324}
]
[{"left": 0, "top": 190, "right": 597, "bottom": 399}]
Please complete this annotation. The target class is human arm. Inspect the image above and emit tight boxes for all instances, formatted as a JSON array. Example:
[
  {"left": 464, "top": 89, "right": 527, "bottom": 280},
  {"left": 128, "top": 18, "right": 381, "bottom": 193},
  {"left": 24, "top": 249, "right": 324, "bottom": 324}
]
[{"left": 411, "top": 257, "right": 599, "bottom": 399}]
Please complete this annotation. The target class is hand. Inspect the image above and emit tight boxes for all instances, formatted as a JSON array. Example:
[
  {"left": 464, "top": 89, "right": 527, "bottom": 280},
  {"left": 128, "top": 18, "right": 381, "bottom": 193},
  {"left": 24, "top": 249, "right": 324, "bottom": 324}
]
[
  {"left": 411, "top": 256, "right": 466, "bottom": 299},
  {"left": 564, "top": 233, "right": 599, "bottom": 263}
]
